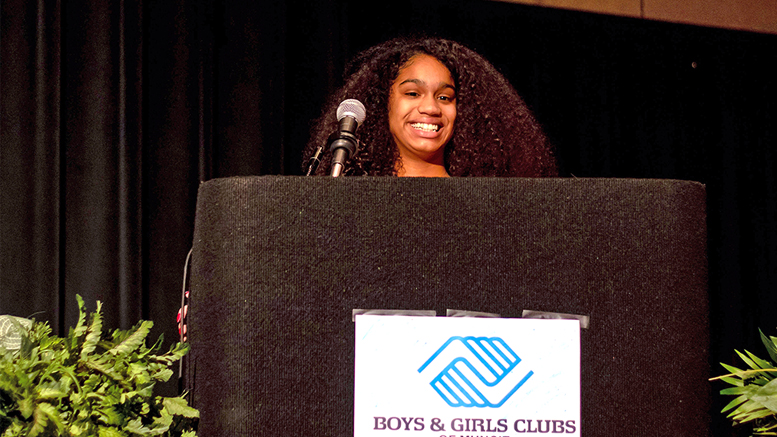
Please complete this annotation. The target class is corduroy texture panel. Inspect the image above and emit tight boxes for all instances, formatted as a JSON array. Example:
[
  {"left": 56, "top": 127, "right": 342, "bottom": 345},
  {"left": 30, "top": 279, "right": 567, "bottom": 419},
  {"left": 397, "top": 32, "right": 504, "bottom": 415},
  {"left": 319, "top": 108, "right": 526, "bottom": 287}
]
[{"left": 189, "top": 176, "right": 709, "bottom": 437}]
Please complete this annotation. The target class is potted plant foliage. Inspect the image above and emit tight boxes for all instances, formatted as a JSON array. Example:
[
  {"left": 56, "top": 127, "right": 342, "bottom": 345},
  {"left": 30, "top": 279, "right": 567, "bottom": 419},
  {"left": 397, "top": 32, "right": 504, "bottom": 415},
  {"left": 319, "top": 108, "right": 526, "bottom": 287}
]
[
  {"left": 712, "top": 329, "right": 777, "bottom": 436},
  {"left": 0, "top": 295, "right": 198, "bottom": 436}
]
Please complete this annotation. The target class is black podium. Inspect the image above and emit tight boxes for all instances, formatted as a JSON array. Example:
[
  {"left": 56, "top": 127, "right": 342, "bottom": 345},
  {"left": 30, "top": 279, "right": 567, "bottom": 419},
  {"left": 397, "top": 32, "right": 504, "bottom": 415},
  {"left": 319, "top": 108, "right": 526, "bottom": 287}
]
[{"left": 189, "top": 176, "right": 709, "bottom": 436}]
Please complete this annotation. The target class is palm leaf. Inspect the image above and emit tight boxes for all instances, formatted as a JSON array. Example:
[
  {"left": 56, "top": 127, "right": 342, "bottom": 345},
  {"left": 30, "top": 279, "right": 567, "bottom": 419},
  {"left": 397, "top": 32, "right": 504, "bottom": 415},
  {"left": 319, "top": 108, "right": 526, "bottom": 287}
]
[
  {"left": 754, "top": 379, "right": 777, "bottom": 413},
  {"left": 722, "top": 385, "right": 760, "bottom": 396},
  {"left": 737, "top": 350, "right": 765, "bottom": 372},
  {"left": 722, "top": 394, "right": 750, "bottom": 413},
  {"left": 731, "top": 405, "right": 774, "bottom": 423},
  {"left": 762, "top": 330, "right": 777, "bottom": 365},
  {"left": 714, "top": 368, "right": 777, "bottom": 382}
]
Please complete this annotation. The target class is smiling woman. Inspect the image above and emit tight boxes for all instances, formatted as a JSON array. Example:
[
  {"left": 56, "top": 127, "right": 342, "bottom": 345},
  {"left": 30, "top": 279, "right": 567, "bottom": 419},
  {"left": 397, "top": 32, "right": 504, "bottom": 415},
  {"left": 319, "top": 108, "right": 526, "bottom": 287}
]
[
  {"left": 303, "top": 37, "right": 558, "bottom": 177},
  {"left": 389, "top": 54, "right": 457, "bottom": 176}
]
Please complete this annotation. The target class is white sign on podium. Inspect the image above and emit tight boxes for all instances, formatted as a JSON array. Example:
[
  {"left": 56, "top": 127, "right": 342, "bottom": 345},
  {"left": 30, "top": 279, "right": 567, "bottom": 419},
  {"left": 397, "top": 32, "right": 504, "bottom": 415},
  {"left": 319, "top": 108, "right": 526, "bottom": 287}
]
[{"left": 354, "top": 315, "right": 580, "bottom": 436}]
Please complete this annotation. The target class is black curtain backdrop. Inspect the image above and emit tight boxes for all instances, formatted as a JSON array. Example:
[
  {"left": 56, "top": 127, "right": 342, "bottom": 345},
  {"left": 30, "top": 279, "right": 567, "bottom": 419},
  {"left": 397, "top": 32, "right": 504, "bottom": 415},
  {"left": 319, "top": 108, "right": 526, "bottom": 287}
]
[{"left": 1, "top": 0, "right": 775, "bottom": 435}]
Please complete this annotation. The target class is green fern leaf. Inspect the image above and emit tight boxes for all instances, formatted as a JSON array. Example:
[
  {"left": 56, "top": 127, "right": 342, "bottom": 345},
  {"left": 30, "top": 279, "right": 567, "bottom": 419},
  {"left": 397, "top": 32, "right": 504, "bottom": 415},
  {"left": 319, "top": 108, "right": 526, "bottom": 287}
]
[
  {"left": 98, "top": 426, "right": 127, "bottom": 437},
  {"left": 28, "top": 404, "right": 51, "bottom": 437},
  {"left": 80, "top": 302, "right": 103, "bottom": 360},
  {"left": 108, "top": 321, "right": 152, "bottom": 357},
  {"left": 162, "top": 397, "right": 199, "bottom": 419},
  {"left": 73, "top": 295, "right": 88, "bottom": 339},
  {"left": 125, "top": 416, "right": 152, "bottom": 435}
]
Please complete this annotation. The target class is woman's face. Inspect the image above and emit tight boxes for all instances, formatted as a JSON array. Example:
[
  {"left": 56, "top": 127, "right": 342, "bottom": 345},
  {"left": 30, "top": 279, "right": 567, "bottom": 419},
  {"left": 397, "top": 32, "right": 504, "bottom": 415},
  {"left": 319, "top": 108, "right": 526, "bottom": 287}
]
[{"left": 388, "top": 54, "right": 457, "bottom": 167}]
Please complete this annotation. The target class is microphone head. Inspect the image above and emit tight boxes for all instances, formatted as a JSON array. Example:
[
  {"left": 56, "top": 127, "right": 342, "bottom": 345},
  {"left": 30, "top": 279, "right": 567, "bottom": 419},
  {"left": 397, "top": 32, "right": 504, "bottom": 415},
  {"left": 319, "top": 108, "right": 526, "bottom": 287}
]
[{"left": 336, "top": 99, "right": 366, "bottom": 124}]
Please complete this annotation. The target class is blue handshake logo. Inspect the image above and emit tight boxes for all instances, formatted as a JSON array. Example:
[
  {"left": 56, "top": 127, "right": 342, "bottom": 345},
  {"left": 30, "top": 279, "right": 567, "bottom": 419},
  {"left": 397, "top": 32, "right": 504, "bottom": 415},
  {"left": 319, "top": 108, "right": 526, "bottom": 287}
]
[{"left": 418, "top": 336, "right": 533, "bottom": 408}]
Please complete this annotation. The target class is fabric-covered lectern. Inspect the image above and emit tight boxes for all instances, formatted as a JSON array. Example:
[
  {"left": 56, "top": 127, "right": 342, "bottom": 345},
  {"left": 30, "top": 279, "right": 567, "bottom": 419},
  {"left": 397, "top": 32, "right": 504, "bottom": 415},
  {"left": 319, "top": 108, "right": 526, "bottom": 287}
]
[{"left": 188, "top": 176, "right": 709, "bottom": 436}]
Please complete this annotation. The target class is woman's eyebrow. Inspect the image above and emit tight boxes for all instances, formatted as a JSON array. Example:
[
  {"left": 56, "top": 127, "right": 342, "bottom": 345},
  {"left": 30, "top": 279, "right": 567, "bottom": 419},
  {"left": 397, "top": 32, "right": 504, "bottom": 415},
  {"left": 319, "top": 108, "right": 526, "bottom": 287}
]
[{"left": 399, "top": 78, "right": 456, "bottom": 91}]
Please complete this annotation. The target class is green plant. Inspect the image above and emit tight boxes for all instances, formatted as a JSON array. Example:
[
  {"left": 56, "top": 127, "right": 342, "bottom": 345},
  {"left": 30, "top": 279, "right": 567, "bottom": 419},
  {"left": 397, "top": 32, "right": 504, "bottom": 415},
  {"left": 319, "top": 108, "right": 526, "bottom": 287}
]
[
  {"left": 0, "top": 296, "right": 198, "bottom": 436},
  {"left": 712, "top": 329, "right": 777, "bottom": 436}
]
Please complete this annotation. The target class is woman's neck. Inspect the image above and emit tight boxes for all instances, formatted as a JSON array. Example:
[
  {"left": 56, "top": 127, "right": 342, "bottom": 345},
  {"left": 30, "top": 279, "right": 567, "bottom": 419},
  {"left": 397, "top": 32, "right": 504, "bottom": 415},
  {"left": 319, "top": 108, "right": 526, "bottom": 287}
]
[{"left": 396, "top": 160, "right": 449, "bottom": 177}]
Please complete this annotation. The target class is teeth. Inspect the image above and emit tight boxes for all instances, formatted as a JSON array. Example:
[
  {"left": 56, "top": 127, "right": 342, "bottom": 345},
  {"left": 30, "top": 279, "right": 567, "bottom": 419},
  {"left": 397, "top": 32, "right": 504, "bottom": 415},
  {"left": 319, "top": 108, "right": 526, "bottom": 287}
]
[{"left": 411, "top": 123, "right": 439, "bottom": 132}]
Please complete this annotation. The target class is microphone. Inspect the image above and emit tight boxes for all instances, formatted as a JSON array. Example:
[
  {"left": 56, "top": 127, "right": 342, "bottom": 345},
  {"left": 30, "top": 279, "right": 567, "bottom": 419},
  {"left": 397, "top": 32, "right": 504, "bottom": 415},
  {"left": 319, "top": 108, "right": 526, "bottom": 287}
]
[{"left": 329, "top": 99, "right": 366, "bottom": 177}]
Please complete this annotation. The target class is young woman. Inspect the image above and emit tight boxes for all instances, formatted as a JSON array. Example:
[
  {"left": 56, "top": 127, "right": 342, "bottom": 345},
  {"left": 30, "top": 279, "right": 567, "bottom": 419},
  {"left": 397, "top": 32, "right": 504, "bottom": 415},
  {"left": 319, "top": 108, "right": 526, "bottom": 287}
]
[{"left": 303, "top": 37, "right": 557, "bottom": 177}]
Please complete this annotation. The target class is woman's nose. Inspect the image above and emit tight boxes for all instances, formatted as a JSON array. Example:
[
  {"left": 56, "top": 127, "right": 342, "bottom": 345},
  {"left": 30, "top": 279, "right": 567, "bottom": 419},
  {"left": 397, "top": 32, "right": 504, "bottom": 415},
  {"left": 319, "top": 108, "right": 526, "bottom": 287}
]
[{"left": 418, "top": 95, "right": 441, "bottom": 115}]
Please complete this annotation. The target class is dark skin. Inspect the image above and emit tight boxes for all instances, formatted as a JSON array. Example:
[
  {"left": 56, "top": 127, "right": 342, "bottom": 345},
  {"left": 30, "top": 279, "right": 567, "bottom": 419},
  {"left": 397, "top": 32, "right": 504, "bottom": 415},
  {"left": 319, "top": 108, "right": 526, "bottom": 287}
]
[{"left": 388, "top": 54, "right": 458, "bottom": 177}]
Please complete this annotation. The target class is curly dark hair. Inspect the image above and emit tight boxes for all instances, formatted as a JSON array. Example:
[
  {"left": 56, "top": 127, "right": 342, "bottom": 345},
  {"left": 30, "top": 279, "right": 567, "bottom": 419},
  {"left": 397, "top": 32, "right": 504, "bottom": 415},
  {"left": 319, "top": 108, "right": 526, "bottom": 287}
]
[{"left": 303, "top": 37, "right": 557, "bottom": 177}]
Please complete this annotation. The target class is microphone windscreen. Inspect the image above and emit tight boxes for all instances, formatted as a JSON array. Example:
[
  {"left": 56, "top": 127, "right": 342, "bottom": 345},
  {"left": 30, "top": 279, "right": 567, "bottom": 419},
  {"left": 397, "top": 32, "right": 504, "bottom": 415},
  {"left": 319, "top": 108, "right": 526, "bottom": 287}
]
[{"left": 336, "top": 99, "right": 367, "bottom": 124}]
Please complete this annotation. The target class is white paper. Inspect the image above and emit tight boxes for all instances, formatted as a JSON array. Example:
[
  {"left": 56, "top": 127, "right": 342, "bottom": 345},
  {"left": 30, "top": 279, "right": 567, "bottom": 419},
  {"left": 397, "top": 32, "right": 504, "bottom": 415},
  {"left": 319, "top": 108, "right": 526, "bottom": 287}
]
[{"left": 354, "top": 316, "right": 580, "bottom": 436}]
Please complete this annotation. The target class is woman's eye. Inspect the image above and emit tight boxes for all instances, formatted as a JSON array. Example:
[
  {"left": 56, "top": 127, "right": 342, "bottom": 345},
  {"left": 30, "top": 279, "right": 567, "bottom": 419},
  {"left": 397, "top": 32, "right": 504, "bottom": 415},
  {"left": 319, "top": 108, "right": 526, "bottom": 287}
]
[{"left": 405, "top": 91, "right": 419, "bottom": 97}]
